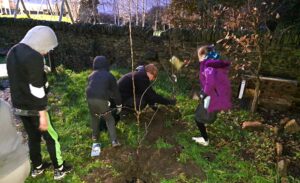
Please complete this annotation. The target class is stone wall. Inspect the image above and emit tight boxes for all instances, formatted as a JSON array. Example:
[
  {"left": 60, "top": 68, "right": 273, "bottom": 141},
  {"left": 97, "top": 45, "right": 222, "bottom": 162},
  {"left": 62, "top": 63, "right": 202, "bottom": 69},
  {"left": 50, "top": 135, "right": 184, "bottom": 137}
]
[
  {"left": 0, "top": 18, "right": 300, "bottom": 106},
  {"left": 0, "top": 18, "right": 242, "bottom": 72}
]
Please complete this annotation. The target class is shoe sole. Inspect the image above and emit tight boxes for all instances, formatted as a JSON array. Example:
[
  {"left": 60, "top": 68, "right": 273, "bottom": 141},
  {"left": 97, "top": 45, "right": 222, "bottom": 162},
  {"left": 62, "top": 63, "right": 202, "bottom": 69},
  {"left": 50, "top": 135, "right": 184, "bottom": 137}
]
[
  {"left": 192, "top": 137, "right": 198, "bottom": 141},
  {"left": 31, "top": 169, "right": 44, "bottom": 178},
  {"left": 54, "top": 170, "right": 72, "bottom": 180},
  {"left": 194, "top": 141, "right": 209, "bottom": 146},
  {"left": 112, "top": 144, "right": 121, "bottom": 148}
]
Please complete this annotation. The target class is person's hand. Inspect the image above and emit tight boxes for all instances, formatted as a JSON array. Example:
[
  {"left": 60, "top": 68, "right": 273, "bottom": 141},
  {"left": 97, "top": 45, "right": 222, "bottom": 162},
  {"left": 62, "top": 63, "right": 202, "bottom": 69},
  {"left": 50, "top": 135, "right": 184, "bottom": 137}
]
[
  {"left": 39, "top": 110, "right": 48, "bottom": 131},
  {"left": 200, "top": 90, "right": 207, "bottom": 99},
  {"left": 116, "top": 104, "right": 122, "bottom": 114},
  {"left": 169, "top": 99, "right": 176, "bottom": 106},
  {"left": 44, "top": 65, "right": 51, "bottom": 73},
  {"left": 171, "top": 74, "right": 177, "bottom": 83},
  {"left": 150, "top": 103, "right": 158, "bottom": 111},
  {"left": 183, "top": 59, "right": 190, "bottom": 67}
]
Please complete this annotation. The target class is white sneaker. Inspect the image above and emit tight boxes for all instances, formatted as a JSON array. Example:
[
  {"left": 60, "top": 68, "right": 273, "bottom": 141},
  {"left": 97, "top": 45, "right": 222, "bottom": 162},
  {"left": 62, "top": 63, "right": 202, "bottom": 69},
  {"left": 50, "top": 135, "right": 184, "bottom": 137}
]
[{"left": 192, "top": 137, "right": 209, "bottom": 146}]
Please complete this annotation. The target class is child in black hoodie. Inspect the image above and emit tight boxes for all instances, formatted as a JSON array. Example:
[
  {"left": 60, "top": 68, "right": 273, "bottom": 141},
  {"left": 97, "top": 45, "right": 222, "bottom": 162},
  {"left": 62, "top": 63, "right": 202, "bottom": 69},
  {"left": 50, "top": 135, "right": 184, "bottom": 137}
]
[{"left": 86, "top": 56, "right": 122, "bottom": 147}]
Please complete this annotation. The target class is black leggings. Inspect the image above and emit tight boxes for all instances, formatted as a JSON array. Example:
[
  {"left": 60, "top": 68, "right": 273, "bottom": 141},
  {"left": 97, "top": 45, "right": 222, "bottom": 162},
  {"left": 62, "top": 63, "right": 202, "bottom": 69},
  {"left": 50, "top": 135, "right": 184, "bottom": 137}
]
[{"left": 196, "top": 122, "right": 208, "bottom": 141}]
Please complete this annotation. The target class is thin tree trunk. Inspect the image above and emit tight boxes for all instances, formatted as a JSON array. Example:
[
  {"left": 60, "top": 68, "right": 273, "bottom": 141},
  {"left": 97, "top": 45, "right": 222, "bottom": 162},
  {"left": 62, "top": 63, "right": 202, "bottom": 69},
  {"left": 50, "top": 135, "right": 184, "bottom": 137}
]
[
  {"left": 55, "top": 0, "right": 60, "bottom": 16},
  {"left": 113, "top": 0, "right": 120, "bottom": 25},
  {"left": 113, "top": 0, "right": 117, "bottom": 24},
  {"left": 92, "top": 0, "right": 98, "bottom": 24},
  {"left": 71, "top": 1, "right": 79, "bottom": 21},
  {"left": 251, "top": 77, "right": 260, "bottom": 113},
  {"left": 141, "top": 0, "right": 145, "bottom": 27},
  {"left": 251, "top": 44, "right": 263, "bottom": 113},
  {"left": 154, "top": 4, "right": 158, "bottom": 31},
  {"left": 128, "top": 0, "right": 137, "bottom": 114},
  {"left": 128, "top": 1, "right": 142, "bottom": 179},
  {"left": 117, "top": 1, "right": 120, "bottom": 25},
  {"left": 135, "top": 0, "right": 139, "bottom": 26}
]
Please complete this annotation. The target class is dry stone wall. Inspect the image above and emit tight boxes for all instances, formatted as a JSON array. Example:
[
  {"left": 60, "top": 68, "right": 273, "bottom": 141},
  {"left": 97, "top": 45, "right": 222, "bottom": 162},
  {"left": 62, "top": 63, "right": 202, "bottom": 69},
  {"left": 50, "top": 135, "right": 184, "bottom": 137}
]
[{"left": 0, "top": 18, "right": 300, "bottom": 106}]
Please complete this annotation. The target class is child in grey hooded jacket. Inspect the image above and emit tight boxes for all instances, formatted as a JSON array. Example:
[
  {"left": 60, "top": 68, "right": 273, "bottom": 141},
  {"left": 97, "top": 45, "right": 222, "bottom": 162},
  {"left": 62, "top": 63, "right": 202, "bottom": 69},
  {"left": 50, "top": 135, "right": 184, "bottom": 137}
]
[{"left": 6, "top": 25, "right": 72, "bottom": 180}]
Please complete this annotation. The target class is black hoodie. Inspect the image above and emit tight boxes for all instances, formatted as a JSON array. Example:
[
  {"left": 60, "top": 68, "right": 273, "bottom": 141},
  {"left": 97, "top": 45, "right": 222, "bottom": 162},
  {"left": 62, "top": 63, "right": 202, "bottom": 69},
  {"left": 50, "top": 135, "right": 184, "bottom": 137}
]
[
  {"left": 117, "top": 70, "right": 172, "bottom": 106},
  {"left": 7, "top": 43, "right": 48, "bottom": 111},
  {"left": 86, "top": 56, "right": 121, "bottom": 105}
]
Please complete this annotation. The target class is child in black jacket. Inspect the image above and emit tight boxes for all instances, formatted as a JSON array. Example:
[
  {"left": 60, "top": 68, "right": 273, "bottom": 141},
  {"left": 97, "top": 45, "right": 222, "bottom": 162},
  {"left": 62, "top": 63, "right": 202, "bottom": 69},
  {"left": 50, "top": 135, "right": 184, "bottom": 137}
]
[{"left": 86, "top": 56, "right": 122, "bottom": 147}]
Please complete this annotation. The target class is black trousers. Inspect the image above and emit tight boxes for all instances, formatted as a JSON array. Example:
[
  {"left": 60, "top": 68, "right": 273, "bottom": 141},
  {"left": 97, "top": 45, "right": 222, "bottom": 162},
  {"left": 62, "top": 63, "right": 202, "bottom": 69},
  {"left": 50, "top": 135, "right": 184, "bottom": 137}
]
[
  {"left": 196, "top": 122, "right": 208, "bottom": 141},
  {"left": 87, "top": 98, "right": 117, "bottom": 142},
  {"left": 19, "top": 113, "right": 63, "bottom": 168},
  {"left": 194, "top": 102, "right": 218, "bottom": 141}
]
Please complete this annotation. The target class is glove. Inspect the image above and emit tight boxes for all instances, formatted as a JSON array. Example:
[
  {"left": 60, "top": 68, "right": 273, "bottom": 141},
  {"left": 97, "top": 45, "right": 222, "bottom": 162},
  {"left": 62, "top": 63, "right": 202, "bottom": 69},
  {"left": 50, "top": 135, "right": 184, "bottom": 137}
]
[
  {"left": 116, "top": 104, "right": 122, "bottom": 114},
  {"left": 150, "top": 103, "right": 158, "bottom": 111},
  {"left": 44, "top": 65, "right": 51, "bottom": 73},
  {"left": 171, "top": 74, "right": 177, "bottom": 83},
  {"left": 200, "top": 90, "right": 207, "bottom": 99},
  {"left": 169, "top": 99, "right": 176, "bottom": 106}
]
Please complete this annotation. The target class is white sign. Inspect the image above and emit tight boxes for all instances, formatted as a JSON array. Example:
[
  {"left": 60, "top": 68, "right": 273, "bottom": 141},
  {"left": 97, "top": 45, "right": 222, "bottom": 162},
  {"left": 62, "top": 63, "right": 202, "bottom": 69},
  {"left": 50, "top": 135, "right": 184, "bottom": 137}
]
[{"left": 0, "top": 64, "right": 8, "bottom": 79}]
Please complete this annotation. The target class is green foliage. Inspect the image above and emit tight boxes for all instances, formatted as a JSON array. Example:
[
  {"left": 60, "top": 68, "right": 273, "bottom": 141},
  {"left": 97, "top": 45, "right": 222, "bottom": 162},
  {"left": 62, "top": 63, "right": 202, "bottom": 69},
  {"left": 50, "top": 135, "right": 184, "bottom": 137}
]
[
  {"left": 155, "top": 138, "right": 173, "bottom": 149},
  {"left": 161, "top": 176, "right": 201, "bottom": 183},
  {"left": 117, "top": 121, "right": 139, "bottom": 147}
]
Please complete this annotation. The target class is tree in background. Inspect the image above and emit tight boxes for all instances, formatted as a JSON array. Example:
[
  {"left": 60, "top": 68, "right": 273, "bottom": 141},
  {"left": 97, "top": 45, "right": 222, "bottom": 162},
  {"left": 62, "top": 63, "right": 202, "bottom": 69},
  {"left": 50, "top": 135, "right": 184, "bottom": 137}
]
[
  {"left": 165, "top": 0, "right": 300, "bottom": 112},
  {"left": 218, "top": 0, "right": 300, "bottom": 112},
  {"left": 76, "top": 0, "right": 170, "bottom": 27},
  {"left": 78, "top": 0, "right": 100, "bottom": 23},
  {"left": 166, "top": 0, "right": 300, "bottom": 30},
  {"left": 218, "top": 1, "right": 281, "bottom": 112},
  {"left": 165, "top": 0, "right": 230, "bottom": 29}
]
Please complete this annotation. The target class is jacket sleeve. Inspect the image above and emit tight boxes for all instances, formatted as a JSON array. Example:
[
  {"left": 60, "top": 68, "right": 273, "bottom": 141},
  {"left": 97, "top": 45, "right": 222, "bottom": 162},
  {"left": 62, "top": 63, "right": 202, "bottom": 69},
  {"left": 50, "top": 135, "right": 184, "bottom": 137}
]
[
  {"left": 109, "top": 73, "right": 122, "bottom": 105},
  {"left": 203, "top": 67, "right": 216, "bottom": 96},
  {"left": 137, "top": 77, "right": 171, "bottom": 105},
  {"left": 25, "top": 54, "right": 47, "bottom": 110},
  {"left": 145, "top": 87, "right": 171, "bottom": 105}
]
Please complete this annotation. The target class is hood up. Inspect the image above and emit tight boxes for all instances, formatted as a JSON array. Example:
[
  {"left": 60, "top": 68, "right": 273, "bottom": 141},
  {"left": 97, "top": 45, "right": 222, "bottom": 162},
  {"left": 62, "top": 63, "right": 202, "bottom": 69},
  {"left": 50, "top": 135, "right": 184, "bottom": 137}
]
[
  {"left": 93, "top": 56, "right": 109, "bottom": 71},
  {"left": 20, "top": 25, "right": 58, "bottom": 54}
]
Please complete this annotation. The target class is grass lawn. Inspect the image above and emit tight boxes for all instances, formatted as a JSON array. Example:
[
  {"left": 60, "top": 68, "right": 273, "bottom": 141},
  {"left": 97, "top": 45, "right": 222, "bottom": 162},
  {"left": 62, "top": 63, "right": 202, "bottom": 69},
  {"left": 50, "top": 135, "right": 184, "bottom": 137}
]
[{"left": 19, "top": 66, "right": 298, "bottom": 183}]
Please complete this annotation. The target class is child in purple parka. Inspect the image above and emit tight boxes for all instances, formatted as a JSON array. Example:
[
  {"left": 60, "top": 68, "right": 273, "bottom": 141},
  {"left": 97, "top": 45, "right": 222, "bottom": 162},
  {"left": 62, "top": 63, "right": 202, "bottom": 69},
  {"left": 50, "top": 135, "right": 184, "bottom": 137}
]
[{"left": 192, "top": 45, "right": 232, "bottom": 146}]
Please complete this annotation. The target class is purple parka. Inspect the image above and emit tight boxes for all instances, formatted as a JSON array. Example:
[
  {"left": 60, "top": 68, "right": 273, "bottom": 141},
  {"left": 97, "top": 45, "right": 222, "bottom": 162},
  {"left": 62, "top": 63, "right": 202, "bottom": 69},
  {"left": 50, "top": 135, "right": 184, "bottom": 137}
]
[{"left": 199, "top": 59, "right": 232, "bottom": 113}]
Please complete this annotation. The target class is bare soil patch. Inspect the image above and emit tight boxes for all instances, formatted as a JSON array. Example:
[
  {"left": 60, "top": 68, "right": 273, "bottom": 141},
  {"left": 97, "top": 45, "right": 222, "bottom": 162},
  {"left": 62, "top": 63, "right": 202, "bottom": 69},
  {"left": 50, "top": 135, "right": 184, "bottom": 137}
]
[{"left": 84, "top": 106, "right": 205, "bottom": 183}]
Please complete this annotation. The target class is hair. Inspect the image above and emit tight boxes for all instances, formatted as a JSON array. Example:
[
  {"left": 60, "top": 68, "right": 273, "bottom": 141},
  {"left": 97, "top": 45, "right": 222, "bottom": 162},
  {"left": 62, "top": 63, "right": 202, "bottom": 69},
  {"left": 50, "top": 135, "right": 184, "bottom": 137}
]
[
  {"left": 145, "top": 64, "right": 158, "bottom": 78},
  {"left": 197, "top": 45, "right": 209, "bottom": 59}
]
